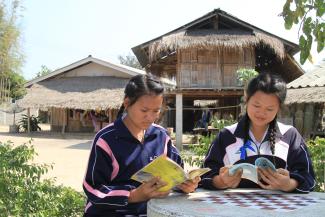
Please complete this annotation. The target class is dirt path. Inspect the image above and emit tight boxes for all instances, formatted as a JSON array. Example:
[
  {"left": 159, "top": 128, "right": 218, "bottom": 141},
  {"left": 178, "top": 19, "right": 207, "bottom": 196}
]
[
  {"left": 0, "top": 124, "right": 94, "bottom": 192},
  {"left": 0, "top": 124, "right": 195, "bottom": 192}
]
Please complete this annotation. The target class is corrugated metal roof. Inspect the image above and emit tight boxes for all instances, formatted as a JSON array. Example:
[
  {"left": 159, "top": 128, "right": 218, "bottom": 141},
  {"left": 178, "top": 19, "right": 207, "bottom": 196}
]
[
  {"left": 285, "top": 86, "right": 325, "bottom": 104},
  {"left": 287, "top": 62, "right": 325, "bottom": 88}
]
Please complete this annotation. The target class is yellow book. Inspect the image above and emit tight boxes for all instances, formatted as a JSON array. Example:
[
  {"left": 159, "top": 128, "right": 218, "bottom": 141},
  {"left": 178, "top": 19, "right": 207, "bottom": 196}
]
[{"left": 131, "top": 155, "right": 211, "bottom": 191}]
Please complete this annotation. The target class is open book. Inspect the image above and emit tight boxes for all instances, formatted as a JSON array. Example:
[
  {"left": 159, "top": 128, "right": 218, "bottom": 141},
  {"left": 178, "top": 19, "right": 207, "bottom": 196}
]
[
  {"left": 229, "top": 157, "right": 276, "bottom": 184},
  {"left": 131, "top": 155, "right": 211, "bottom": 191}
]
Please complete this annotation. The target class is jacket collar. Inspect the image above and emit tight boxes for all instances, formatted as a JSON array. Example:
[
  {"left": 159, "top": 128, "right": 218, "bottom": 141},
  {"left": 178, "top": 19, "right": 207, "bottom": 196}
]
[
  {"left": 234, "top": 115, "right": 283, "bottom": 141},
  {"left": 114, "top": 117, "right": 158, "bottom": 142}
]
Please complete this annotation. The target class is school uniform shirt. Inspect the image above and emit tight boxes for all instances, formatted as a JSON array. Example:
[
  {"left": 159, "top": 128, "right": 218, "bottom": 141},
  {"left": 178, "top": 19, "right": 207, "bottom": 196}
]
[
  {"left": 83, "top": 117, "right": 182, "bottom": 217},
  {"left": 200, "top": 116, "right": 316, "bottom": 193}
]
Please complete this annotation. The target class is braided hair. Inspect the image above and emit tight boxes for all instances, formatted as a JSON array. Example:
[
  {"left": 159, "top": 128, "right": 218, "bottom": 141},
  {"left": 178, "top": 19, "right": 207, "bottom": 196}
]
[
  {"left": 244, "top": 73, "right": 287, "bottom": 156},
  {"left": 116, "top": 74, "right": 164, "bottom": 119}
]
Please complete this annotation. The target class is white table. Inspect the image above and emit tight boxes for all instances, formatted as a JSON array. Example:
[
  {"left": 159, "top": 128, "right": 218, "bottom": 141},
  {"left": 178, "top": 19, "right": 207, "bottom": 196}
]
[{"left": 148, "top": 189, "right": 325, "bottom": 217}]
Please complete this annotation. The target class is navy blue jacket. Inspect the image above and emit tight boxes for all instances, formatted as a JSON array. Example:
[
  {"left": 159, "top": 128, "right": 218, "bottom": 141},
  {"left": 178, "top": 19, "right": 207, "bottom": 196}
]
[
  {"left": 83, "top": 117, "right": 182, "bottom": 216},
  {"left": 201, "top": 116, "right": 315, "bottom": 193}
]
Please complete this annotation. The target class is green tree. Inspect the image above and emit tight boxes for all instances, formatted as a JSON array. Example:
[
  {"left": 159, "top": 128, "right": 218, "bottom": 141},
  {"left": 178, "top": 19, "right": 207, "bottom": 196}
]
[
  {"left": 282, "top": 0, "right": 325, "bottom": 64},
  {"left": 0, "top": 0, "right": 25, "bottom": 101},
  {"left": 6, "top": 71, "right": 25, "bottom": 100},
  {"left": 118, "top": 53, "right": 143, "bottom": 69},
  {"left": 0, "top": 0, "right": 24, "bottom": 74},
  {"left": 36, "top": 65, "right": 52, "bottom": 78},
  {"left": 236, "top": 68, "right": 258, "bottom": 87}
]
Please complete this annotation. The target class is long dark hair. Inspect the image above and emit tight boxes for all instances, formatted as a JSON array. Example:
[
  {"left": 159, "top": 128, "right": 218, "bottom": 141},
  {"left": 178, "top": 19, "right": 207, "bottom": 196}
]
[
  {"left": 116, "top": 74, "right": 164, "bottom": 119},
  {"left": 243, "top": 73, "right": 287, "bottom": 155}
]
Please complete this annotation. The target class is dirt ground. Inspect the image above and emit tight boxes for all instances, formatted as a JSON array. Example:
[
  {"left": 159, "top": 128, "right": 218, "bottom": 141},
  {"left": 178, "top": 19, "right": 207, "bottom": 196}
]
[
  {"left": 0, "top": 124, "right": 195, "bottom": 192},
  {"left": 0, "top": 124, "right": 93, "bottom": 192}
]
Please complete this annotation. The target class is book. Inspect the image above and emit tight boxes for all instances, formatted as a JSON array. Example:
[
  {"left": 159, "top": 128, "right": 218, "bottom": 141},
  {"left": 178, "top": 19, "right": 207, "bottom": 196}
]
[
  {"left": 228, "top": 157, "right": 276, "bottom": 184},
  {"left": 131, "top": 155, "right": 211, "bottom": 191}
]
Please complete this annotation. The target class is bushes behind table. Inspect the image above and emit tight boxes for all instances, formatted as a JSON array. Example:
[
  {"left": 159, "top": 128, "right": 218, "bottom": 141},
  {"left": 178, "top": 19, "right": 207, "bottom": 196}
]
[
  {"left": 0, "top": 140, "right": 85, "bottom": 217},
  {"left": 307, "top": 137, "right": 325, "bottom": 192}
]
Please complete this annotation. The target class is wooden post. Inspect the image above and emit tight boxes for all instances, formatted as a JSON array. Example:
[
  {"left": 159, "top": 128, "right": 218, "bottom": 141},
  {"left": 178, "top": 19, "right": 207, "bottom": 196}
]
[
  {"left": 61, "top": 108, "right": 67, "bottom": 134},
  {"left": 109, "top": 109, "right": 112, "bottom": 123},
  {"left": 27, "top": 108, "right": 31, "bottom": 133},
  {"left": 175, "top": 93, "right": 183, "bottom": 150}
]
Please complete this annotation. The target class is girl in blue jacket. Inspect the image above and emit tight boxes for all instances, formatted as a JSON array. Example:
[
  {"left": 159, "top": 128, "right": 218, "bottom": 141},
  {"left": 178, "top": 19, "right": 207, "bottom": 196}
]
[
  {"left": 201, "top": 73, "right": 315, "bottom": 193},
  {"left": 83, "top": 74, "right": 200, "bottom": 217}
]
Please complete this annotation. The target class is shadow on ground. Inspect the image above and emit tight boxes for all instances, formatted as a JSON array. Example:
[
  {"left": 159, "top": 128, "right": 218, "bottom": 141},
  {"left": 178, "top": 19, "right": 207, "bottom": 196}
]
[
  {"left": 0, "top": 131, "right": 95, "bottom": 140},
  {"left": 66, "top": 141, "right": 92, "bottom": 150}
]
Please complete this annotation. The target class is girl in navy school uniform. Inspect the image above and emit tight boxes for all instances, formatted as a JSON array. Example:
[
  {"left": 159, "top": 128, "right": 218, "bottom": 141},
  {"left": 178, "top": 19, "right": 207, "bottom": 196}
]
[
  {"left": 200, "top": 73, "right": 315, "bottom": 193},
  {"left": 83, "top": 74, "right": 200, "bottom": 217}
]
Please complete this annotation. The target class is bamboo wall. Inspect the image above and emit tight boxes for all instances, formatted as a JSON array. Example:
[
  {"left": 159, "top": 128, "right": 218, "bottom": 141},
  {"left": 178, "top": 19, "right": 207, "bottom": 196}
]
[
  {"left": 280, "top": 103, "right": 325, "bottom": 139},
  {"left": 177, "top": 48, "right": 255, "bottom": 88},
  {"left": 50, "top": 107, "right": 119, "bottom": 132}
]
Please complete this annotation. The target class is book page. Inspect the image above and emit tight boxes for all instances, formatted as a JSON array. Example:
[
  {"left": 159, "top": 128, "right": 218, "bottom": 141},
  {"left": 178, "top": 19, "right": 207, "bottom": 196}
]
[
  {"left": 187, "top": 168, "right": 211, "bottom": 180},
  {"left": 229, "top": 163, "right": 258, "bottom": 183},
  {"left": 131, "top": 155, "right": 187, "bottom": 191}
]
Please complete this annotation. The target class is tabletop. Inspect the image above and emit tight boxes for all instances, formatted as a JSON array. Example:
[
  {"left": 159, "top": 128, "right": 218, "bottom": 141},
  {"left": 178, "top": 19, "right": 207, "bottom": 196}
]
[{"left": 147, "top": 188, "right": 325, "bottom": 217}]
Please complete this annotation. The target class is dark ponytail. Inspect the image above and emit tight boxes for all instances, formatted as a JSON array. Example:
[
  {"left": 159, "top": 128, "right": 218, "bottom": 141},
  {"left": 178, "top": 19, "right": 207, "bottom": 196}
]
[
  {"left": 116, "top": 74, "right": 164, "bottom": 119},
  {"left": 243, "top": 113, "right": 250, "bottom": 158}
]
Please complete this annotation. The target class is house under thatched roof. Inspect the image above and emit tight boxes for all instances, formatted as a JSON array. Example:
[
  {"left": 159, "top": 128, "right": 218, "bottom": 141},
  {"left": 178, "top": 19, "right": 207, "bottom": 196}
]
[
  {"left": 19, "top": 76, "right": 127, "bottom": 110},
  {"left": 281, "top": 61, "right": 325, "bottom": 138},
  {"left": 132, "top": 9, "right": 304, "bottom": 82},
  {"left": 19, "top": 55, "right": 175, "bottom": 110},
  {"left": 148, "top": 30, "right": 286, "bottom": 62},
  {"left": 19, "top": 56, "right": 177, "bottom": 132}
]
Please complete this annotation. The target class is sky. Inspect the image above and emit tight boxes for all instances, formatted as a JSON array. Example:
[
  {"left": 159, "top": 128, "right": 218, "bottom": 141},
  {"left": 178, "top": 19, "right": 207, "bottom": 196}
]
[{"left": 19, "top": 0, "right": 324, "bottom": 80}]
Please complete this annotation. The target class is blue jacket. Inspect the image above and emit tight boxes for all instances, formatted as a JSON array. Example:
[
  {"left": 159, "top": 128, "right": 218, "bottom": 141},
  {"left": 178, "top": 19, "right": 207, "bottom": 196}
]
[
  {"left": 83, "top": 117, "right": 182, "bottom": 216},
  {"left": 201, "top": 116, "right": 315, "bottom": 193}
]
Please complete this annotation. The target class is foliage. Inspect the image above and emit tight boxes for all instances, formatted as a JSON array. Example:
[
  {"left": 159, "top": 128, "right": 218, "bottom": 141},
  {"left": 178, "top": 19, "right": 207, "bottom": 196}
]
[
  {"left": 118, "top": 53, "right": 143, "bottom": 69},
  {"left": 211, "top": 117, "right": 236, "bottom": 130},
  {"left": 282, "top": 0, "right": 325, "bottom": 64},
  {"left": 0, "top": 0, "right": 25, "bottom": 100},
  {"left": 307, "top": 137, "right": 325, "bottom": 192},
  {"left": 0, "top": 140, "right": 85, "bottom": 217},
  {"left": 236, "top": 68, "right": 258, "bottom": 87},
  {"left": 2, "top": 72, "right": 26, "bottom": 100},
  {"left": 182, "top": 134, "right": 215, "bottom": 168},
  {"left": 36, "top": 65, "right": 52, "bottom": 78},
  {"left": 183, "top": 118, "right": 235, "bottom": 167},
  {"left": 18, "top": 114, "right": 41, "bottom": 132}
]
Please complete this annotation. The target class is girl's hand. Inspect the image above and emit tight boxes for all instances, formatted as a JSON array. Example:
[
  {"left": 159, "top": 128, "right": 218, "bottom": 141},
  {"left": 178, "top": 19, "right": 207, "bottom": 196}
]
[
  {"left": 177, "top": 176, "right": 201, "bottom": 193},
  {"left": 258, "top": 168, "right": 298, "bottom": 192},
  {"left": 128, "top": 177, "right": 170, "bottom": 203},
  {"left": 212, "top": 166, "right": 243, "bottom": 189}
]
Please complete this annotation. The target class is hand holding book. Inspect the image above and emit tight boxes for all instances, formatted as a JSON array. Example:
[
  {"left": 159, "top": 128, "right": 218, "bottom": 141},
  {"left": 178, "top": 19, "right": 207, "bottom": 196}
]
[
  {"left": 131, "top": 155, "right": 211, "bottom": 191},
  {"left": 228, "top": 157, "right": 276, "bottom": 183}
]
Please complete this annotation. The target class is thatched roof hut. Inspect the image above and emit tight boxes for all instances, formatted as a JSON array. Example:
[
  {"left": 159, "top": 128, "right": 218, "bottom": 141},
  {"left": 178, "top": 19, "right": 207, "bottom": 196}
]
[
  {"left": 133, "top": 9, "right": 304, "bottom": 82},
  {"left": 282, "top": 61, "right": 325, "bottom": 138},
  {"left": 18, "top": 56, "right": 166, "bottom": 132},
  {"left": 148, "top": 30, "right": 286, "bottom": 62},
  {"left": 132, "top": 9, "right": 307, "bottom": 147},
  {"left": 20, "top": 76, "right": 127, "bottom": 110},
  {"left": 20, "top": 56, "right": 176, "bottom": 110}
]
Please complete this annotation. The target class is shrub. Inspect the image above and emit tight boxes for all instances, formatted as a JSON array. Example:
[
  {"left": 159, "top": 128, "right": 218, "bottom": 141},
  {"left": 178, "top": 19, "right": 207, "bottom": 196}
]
[
  {"left": 307, "top": 137, "right": 325, "bottom": 192},
  {"left": 18, "top": 114, "right": 41, "bottom": 132},
  {"left": 210, "top": 117, "right": 235, "bottom": 130},
  {"left": 0, "top": 140, "right": 85, "bottom": 217},
  {"left": 182, "top": 134, "right": 214, "bottom": 167}
]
